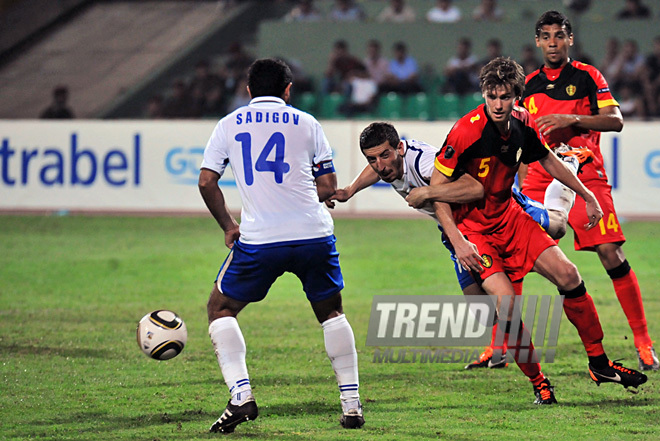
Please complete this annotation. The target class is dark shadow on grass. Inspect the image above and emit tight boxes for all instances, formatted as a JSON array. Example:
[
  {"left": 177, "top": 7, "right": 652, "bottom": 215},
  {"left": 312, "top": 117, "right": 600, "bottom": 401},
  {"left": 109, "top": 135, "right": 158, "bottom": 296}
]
[{"left": 1, "top": 343, "right": 107, "bottom": 358}]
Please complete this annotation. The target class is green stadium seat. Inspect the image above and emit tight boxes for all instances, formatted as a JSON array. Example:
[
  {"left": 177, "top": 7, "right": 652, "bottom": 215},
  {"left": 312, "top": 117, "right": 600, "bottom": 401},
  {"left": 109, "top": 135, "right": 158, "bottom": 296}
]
[
  {"left": 294, "top": 91, "right": 317, "bottom": 114},
  {"left": 378, "top": 92, "right": 404, "bottom": 119},
  {"left": 461, "top": 92, "right": 484, "bottom": 115},
  {"left": 405, "top": 92, "right": 431, "bottom": 120},
  {"left": 319, "top": 93, "right": 344, "bottom": 119},
  {"left": 434, "top": 93, "right": 460, "bottom": 119}
]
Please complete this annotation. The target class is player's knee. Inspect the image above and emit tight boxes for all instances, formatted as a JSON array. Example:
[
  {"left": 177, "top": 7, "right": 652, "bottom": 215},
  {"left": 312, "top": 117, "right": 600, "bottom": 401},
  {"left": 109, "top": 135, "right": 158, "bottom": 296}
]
[
  {"left": 547, "top": 210, "right": 567, "bottom": 240},
  {"left": 554, "top": 261, "right": 581, "bottom": 290}
]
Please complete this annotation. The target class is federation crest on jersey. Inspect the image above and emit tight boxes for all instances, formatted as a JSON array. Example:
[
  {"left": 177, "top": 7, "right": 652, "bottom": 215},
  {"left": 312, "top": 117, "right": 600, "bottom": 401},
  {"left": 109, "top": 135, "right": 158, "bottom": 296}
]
[
  {"left": 566, "top": 84, "right": 576, "bottom": 96},
  {"left": 444, "top": 145, "right": 455, "bottom": 159},
  {"left": 481, "top": 254, "right": 493, "bottom": 268}
]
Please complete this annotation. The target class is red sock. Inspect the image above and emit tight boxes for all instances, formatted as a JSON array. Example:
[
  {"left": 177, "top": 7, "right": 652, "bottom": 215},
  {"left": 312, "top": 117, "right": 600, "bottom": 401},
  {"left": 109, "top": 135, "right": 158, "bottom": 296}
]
[
  {"left": 561, "top": 287, "right": 605, "bottom": 357},
  {"left": 505, "top": 327, "right": 543, "bottom": 383},
  {"left": 490, "top": 283, "right": 524, "bottom": 352},
  {"left": 611, "top": 269, "right": 651, "bottom": 347}
]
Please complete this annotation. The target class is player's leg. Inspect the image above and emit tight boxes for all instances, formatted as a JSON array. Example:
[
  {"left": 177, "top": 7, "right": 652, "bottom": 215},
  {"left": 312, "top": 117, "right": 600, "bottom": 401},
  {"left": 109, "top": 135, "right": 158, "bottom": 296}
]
[
  {"left": 512, "top": 186, "right": 567, "bottom": 240},
  {"left": 480, "top": 272, "right": 555, "bottom": 403},
  {"left": 296, "top": 236, "right": 363, "bottom": 429},
  {"left": 569, "top": 179, "right": 657, "bottom": 370},
  {"left": 532, "top": 246, "right": 648, "bottom": 388},
  {"left": 208, "top": 243, "right": 283, "bottom": 433},
  {"left": 596, "top": 242, "right": 658, "bottom": 371}
]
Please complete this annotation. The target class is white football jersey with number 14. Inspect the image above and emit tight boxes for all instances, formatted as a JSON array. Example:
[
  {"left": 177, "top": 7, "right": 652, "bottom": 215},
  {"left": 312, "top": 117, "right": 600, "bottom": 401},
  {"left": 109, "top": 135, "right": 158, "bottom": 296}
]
[{"left": 201, "top": 96, "right": 334, "bottom": 245}]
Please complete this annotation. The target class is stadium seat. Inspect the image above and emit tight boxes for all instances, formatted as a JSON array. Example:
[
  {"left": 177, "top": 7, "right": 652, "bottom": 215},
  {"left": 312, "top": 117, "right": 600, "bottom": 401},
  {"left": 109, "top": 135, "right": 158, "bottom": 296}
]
[
  {"left": 434, "top": 93, "right": 460, "bottom": 119},
  {"left": 319, "top": 93, "right": 344, "bottom": 119},
  {"left": 378, "top": 92, "right": 404, "bottom": 119},
  {"left": 294, "top": 91, "right": 317, "bottom": 114},
  {"left": 405, "top": 92, "right": 431, "bottom": 120},
  {"left": 461, "top": 92, "right": 484, "bottom": 115}
]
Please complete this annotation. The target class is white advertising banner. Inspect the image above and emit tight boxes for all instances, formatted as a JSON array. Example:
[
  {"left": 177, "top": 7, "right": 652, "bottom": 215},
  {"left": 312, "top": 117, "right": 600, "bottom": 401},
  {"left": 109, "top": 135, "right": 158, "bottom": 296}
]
[{"left": 0, "top": 120, "right": 659, "bottom": 219}]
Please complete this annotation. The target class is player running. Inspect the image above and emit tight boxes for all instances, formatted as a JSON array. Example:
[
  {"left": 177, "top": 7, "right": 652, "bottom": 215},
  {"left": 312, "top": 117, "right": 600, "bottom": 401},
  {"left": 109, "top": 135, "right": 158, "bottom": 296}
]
[
  {"left": 199, "top": 58, "right": 363, "bottom": 433},
  {"left": 519, "top": 10, "right": 658, "bottom": 371},
  {"left": 431, "top": 56, "right": 646, "bottom": 399}
]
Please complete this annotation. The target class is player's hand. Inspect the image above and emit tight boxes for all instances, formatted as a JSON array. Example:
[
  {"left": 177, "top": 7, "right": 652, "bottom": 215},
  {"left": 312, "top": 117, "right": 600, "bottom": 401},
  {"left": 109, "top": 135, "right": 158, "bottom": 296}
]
[
  {"left": 324, "top": 188, "right": 352, "bottom": 209},
  {"left": 225, "top": 226, "right": 240, "bottom": 249},
  {"left": 583, "top": 198, "right": 603, "bottom": 230},
  {"left": 406, "top": 187, "right": 428, "bottom": 208},
  {"left": 536, "top": 114, "right": 578, "bottom": 137},
  {"left": 454, "top": 237, "right": 486, "bottom": 273}
]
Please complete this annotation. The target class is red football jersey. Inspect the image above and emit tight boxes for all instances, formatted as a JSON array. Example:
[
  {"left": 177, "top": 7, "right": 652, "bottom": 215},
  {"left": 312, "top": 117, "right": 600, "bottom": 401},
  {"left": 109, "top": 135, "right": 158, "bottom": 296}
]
[
  {"left": 521, "top": 60, "right": 619, "bottom": 185},
  {"left": 434, "top": 104, "right": 550, "bottom": 234}
]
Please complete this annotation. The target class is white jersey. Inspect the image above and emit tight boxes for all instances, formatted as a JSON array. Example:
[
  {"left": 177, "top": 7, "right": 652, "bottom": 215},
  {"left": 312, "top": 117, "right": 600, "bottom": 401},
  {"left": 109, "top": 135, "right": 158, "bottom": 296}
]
[
  {"left": 390, "top": 139, "right": 440, "bottom": 221},
  {"left": 201, "top": 96, "right": 334, "bottom": 245}
]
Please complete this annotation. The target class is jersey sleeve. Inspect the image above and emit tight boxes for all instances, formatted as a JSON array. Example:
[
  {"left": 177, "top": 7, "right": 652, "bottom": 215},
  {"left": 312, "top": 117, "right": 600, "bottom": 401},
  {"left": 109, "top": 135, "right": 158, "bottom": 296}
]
[
  {"left": 312, "top": 118, "right": 333, "bottom": 165},
  {"left": 417, "top": 143, "right": 438, "bottom": 181},
  {"left": 434, "top": 122, "right": 467, "bottom": 178},
  {"left": 200, "top": 120, "right": 229, "bottom": 177},
  {"left": 521, "top": 113, "right": 551, "bottom": 164},
  {"left": 588, "top": 65, "right": 619, "bottom": 110}
]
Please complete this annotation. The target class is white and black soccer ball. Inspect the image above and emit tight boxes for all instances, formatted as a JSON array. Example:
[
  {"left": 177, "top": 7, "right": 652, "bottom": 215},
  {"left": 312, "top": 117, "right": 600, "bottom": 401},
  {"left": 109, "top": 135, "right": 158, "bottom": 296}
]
[{"left": 136, "top": 310, "right": 188, "bottom": 360}]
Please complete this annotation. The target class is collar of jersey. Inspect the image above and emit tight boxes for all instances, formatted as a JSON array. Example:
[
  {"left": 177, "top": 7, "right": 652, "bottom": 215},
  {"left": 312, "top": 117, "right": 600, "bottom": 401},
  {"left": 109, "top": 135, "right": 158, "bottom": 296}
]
[{"left": 249, "top": 96, "right": 286, "bottom": 105}]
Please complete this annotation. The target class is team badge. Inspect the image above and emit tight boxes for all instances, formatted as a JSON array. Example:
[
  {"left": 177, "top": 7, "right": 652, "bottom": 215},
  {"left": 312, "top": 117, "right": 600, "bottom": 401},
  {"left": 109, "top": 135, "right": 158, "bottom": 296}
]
[
  {"left": 444, "top": 145, "right": 455, "bottom": 159},
  {"left": 481, "top": 254, "right": 493, "bottom": 268},
  {"left": 566, "top": 84, "right": 576, "bottom": 96}
]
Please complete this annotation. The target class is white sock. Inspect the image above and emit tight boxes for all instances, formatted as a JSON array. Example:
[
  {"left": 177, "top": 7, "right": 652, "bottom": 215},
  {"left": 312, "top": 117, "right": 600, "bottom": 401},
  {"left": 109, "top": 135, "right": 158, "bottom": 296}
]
[
  {"left": 209, "top": 317, "right": 252, "bottom": 404},
  {"left": 322, "top": 314, "right": 360, "bottom": 404},
  {"left": 544, "top": 155, "right": 578, "bottom": 215}
]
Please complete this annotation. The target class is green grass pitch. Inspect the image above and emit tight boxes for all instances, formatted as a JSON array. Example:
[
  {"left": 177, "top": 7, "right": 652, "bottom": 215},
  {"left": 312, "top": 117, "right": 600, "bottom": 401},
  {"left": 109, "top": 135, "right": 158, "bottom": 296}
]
[{"left": 1, "top": 216, "right": 659, "bottom": 440}]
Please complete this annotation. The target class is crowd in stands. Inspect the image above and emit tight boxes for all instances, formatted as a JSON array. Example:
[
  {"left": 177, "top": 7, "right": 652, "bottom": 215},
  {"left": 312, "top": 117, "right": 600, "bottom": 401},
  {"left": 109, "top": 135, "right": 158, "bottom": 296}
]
[{"left": 138, "top": 0, "right": 660, "bottom": 120}]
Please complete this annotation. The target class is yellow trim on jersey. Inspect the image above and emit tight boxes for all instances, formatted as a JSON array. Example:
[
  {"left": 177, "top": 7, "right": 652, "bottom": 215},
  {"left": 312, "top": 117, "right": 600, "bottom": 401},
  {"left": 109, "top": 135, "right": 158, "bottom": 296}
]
[
  {"left": 434, "top": 157, "right": 454, "bottom": 177},
  {"left": 598, "top": 98, "right": 619, "bottom": 108}
]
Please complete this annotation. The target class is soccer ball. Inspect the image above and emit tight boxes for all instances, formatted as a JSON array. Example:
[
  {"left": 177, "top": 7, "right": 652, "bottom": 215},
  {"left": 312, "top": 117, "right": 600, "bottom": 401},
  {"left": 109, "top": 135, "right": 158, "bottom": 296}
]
[{"left": 136, "top": 310, "right": 188, "bottom": 360}]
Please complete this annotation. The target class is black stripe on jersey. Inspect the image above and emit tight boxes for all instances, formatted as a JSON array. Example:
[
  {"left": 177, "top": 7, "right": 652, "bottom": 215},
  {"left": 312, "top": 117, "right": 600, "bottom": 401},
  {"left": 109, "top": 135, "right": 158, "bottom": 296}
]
[
  {"left": 524, "top": 63, "right": 598, "bottom": 106},
  {"left": 405, "top": 143, "right": 431, "bottom": 185}
]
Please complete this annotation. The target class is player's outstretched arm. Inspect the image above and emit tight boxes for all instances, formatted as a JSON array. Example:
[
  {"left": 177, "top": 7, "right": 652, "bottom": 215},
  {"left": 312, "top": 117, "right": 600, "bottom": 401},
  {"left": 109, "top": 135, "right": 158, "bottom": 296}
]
[
  {"left": 536, "top": 105, "right": 623, "bottom": 137},
  {"left": 538, "top": 152, "right": 603, "bottom": 230},
  {"left": 430, "top": 168, "right": 485, "bottom": 273},
  {"left": 325, "top": 165, "right": 380, "bottom": 208},
  {"left": 406, "top": 173, "right": 484, "bottom": 208},
  {"left": 199, "top": 168, "right": 240, "bottom": 248}
]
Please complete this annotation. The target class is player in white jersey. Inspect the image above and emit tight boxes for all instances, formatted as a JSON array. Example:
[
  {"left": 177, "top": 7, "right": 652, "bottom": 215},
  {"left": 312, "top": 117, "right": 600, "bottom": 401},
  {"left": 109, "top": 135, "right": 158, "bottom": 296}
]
[{"left": 199, "top": 59, "right": 363, "bottom": 433}]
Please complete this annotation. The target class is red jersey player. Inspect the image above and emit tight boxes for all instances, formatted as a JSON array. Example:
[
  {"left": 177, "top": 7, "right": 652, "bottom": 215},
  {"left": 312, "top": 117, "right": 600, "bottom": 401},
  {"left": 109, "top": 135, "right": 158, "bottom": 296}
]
[
  {"left": 519, "top": 10, "right": 658, "bottom": 371},
  {"left": 432, "top": 56, "right": 647, "bottom": 403}
]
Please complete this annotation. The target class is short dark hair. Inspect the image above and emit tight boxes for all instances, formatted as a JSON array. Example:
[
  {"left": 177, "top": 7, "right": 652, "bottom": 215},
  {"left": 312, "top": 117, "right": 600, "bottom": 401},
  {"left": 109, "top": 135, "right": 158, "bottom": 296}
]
[
  {"left": 535, "top": 10, "right": 572, "bottom": 37},
  {"left": 479, "top": 57, "right": 526, "bottom": 97},
  {"left": 247, "top": 58, "right": 293, "bottom": 99},
  {"left": 359, "top": 122, "right": 400, "bottom": 151}
]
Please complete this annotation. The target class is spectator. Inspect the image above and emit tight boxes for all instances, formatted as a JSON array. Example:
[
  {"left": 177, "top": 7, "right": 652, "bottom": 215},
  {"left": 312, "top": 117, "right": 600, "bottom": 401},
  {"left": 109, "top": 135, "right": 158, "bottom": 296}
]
[
  {"left": 363, "top": 39, "right": 391, "bottom": 92},
  {"left": 339, "top": 65, "right": 379, "bottom": 117},
  {"left": 162, "top": 79, "right": 195, "bottom": 118},
  {"left": 377, "top": 0, "right": 416, "bottom": 23},
  {"left": 223, "top": 41, "right": 255, "bottom": 94},
  {"left": 277, "top": 56, "right": 315, "bottom": 94},
  {"left": 472, "top": 0, "right": 504, "bottom": 22},
  {"left": 284, "top": 0, "right": 322, "bottom": 22},
  {"left": 227, "top": 78, "right": 251, "bottom": 112},
  {"left": 572, "top": 42, "right": 594, "bottom": 66},
  {"left": 598, "top": 37, "right": 620, "bottom": 79},
  {"left": 443, "top": 37, "right": 480, "bottom": 95},
  {"left": 40, "top": 85, "right": 75, "bottom": 119},
  {"left": 616, "top": 0, "right": 651, "bottom": 19},
  {"left": 642, "top": 35, "right": 660, "bottom": 116},
  {"left": 322, "top": 39, "right": 364, "bottom": 95},
  {"left": 479, "top": 38, "right": 503, "bottom": 68},
  {"left": 328, "top": 0, "right": 365, "bottom": 22},
  {"left": 617, "top": 83, "right": 646, "bottom": 118},
  {"left": 189, "top": 59, "right": 226, "bottom": 117},
  {"left": 610, "top": 39, "right": 646, "bottom": 93},
  {"left": 383, "top": 41, "right": 423, "bottom": 95},
  {"left": 145, "top": 94, "right": 164, "bottom": 118},
  {"left": 520, "top": 43, "right": 540, "bottom": 75},
  {"left": 426, "top": 0, "right": 462, "bottom": 23}
]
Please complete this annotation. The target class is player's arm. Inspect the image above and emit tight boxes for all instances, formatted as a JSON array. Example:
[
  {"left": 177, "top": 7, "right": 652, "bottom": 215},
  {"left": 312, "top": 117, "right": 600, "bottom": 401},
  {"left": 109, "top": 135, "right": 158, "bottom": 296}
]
[
  {"left": 199, "top": 168, "right": 240, "bottom": 248},
  {"left": 315, "top": 171, "right": 337, "bottom": 203},
  {"left": 430, "top": 168, "right": 485, "bottom": 273},
  {"left": 536, "top": 105, "right": 623, "bottom": 137},
  {"left": 538, "top": 152, "right": 603, "bottom": 229},
  {"left": 325, "top": 165, "right": 380, "bottom": 208},
  {"left": 406, "top": 173, "right": 484, "bottom": 208},
  {"left": 517, "top": 163, "right": 529, "bottom": 189}
]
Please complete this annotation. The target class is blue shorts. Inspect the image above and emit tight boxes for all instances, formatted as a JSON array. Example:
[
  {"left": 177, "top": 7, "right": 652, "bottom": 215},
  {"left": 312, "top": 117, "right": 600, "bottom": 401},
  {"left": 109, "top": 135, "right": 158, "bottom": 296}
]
[
  {"left": 439, "top": 227, "right": 475, "bottom": 290},
  {"left": 216, "top": 235, "right": 344, "bottom": 303}
]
